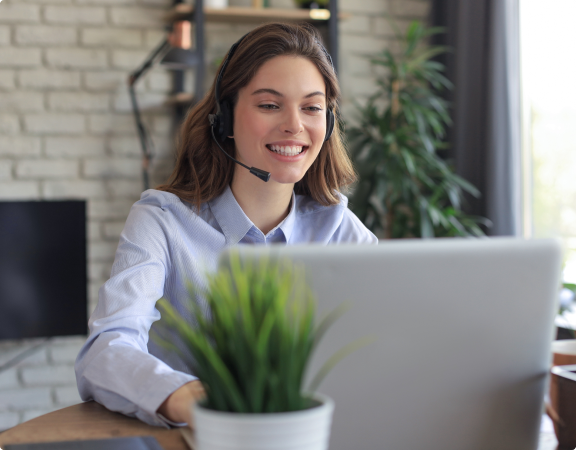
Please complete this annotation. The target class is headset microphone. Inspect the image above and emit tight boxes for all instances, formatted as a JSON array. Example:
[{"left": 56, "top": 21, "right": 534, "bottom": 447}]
[
  {"left": 208, "top": 122, "right": 271, "bottom": 182},
  {"left": 208, "top": 33, "right": 270, "bottom": 182}
]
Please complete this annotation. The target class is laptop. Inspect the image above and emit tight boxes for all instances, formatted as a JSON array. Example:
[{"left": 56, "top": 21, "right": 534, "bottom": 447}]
[{"left": 219, "top": 238, "right": 562, "bottom": 450}]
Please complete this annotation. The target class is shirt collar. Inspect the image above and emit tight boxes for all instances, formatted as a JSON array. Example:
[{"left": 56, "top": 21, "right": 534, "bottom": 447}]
[
  {"left": 275, "top": 190, "right": 296, "bottom": 243},
  {"left": 208, "top": 186, "right": 298, "bottom": 245},
  {"left": 208, "top": 185, "right": 254, "bottom": 246}
]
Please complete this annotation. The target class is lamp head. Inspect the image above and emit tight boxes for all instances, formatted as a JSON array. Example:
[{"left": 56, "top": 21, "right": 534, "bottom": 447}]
[
  {"left": 161, "top": 20, "right": 197, "bottom": 70},
  {"left": 160, "top": 48, "right": 198, "bottom": 70}
]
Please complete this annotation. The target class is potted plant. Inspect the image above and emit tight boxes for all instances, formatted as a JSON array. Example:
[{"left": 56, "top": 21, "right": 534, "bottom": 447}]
[
  {"left": 347, "top": 21, "right": 489, "bottom": 239},
  {"left": 154, "top": 252, "right": 352, "bottom": 450}
]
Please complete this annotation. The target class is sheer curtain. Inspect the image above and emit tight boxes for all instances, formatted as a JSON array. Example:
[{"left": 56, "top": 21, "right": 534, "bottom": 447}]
[{"left": 431, "top": 0, "right": 522, "bottom": 236}]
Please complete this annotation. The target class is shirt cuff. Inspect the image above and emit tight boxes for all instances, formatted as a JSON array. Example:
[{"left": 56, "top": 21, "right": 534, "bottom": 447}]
[{"left": 157, "top": 412, "right": 188, "bottom": 428}]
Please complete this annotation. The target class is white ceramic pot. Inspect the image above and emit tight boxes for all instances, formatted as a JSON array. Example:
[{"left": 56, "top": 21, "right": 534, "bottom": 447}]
[
  {"left": 205, "top": 0, "right": 228, "bottom": 8},
  {"left": 192, "top": 394, "right": 334, "bottom": 450}
]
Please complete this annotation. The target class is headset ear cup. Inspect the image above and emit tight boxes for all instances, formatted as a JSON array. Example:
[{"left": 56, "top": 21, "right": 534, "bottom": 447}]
[
  {"left": 211, "top": 114, "right": 222, "bottom": 141},
  {"left": 325, "top": 109, "right": 335, "bottom": 142},
  {"left": 220, "top": 100, "right": 234, "bottom": 141}
]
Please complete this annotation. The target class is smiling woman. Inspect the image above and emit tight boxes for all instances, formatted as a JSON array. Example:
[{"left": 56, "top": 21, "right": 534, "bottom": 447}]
[
  {"left": 157, "top": 23, "right": 353, "bottom": 210},
  {"left": 74, "top": 22, "right": 377, "bottom": 431}
]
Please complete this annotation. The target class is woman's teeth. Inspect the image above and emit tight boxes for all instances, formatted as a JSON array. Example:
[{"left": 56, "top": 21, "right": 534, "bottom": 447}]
[{"left": 268, "top": 145, "right": 304, "bottom": 156}]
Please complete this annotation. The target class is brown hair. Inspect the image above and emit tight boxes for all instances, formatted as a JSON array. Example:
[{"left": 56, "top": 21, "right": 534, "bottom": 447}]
[{"left": 156, "top": 22, "right": 356, "bottom": 209}]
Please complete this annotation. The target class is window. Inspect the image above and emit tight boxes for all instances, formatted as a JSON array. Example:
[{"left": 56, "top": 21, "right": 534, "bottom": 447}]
[{"left": 521, "top": 0, "right": 576, "bottom": 283}]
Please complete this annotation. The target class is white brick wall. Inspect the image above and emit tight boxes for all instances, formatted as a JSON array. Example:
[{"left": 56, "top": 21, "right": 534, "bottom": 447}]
[
  {"left": 0, "top": 0, "right": 429, "bottom": 431},
  {"left": 0, "top": 337, "right": 84, "bottom": 429}
]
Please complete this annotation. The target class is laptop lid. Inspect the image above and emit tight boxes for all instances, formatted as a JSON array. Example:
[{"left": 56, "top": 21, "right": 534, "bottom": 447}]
[{"left": 219, "top": 238, "right": 562, "bottom": 450}]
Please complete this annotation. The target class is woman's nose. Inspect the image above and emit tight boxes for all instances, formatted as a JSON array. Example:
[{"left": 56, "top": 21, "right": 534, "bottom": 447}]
[{"left": 281, "top": 107, "right": 303, "bottom": 135}]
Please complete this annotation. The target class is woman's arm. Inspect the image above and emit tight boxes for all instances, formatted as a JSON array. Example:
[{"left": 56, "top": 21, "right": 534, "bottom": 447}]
[{"left": 75, "top": 199, "right": 198, "bottom": 427}]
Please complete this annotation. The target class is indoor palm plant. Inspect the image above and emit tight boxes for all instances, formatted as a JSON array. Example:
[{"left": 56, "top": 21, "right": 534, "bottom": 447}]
[
  {"left": 154, "top": 252, "right": 352, "bottom": 450},
  {"left": 348, "top": 21, "right": 488, "bottom": 239}
]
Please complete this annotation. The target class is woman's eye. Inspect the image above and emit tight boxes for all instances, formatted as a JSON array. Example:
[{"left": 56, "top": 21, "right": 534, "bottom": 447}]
[
  {"left": 305, "top": 106, "right": 323, "bottom": 112},
  {"left": 259, "top": 104, "right": 278, "bottom": 110}
]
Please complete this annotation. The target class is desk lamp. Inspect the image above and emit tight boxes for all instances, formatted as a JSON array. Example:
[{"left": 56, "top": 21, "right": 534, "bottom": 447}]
[{"left": 128, "top": 21, "right": 198, "bottom": 190}]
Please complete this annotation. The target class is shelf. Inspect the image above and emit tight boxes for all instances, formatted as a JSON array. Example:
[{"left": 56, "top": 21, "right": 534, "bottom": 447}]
[
  {"left": 167, "top": 6, "right": 349, "bottom": 24},
  {"left": 166, "top": 92, "right": 195, "bottom": 106}
]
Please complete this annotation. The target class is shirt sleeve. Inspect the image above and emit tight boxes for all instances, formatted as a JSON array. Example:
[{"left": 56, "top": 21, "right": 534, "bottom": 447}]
[{"left": 74, "top": 199, "right": 197, "bottom": 428}]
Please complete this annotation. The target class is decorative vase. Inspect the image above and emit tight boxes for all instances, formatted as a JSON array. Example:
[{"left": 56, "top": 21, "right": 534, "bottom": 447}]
[
  {"left": 192, "top": 394, "right": 334, "bottom": 450},
  {"left": 206, "top": 0, "right": 228, "bottom": 8}
]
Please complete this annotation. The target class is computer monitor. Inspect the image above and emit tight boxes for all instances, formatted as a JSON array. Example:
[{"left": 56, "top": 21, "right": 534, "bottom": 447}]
[{"left": 0, "top": 200, "right": 88, "bottom": 340}]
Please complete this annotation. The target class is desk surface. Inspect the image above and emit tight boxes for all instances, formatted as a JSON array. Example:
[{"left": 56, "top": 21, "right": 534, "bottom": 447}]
[
  {"left": 0, "top": 402, "right": 559, "bottom": 450},
  {"left": 0, "top": 402, "right": 188, "bottom": 450}
]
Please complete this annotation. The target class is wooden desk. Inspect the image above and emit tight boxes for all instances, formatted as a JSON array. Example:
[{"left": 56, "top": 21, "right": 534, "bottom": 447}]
[
  {"left": 0, "top": 402, "right": 188, "bottom": 450},
  {"left": 0, "top": 402, "right": 557, "bottom": 450}
]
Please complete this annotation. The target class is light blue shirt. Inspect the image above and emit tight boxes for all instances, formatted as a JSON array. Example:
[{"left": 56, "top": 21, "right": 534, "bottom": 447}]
[{"left": 75, "top": 186, "right": 377, "bottom": 427}]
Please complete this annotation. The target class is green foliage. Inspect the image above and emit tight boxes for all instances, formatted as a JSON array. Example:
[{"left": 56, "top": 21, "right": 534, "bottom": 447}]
[
  {"left": 153, "top": 252, "right": 349, "bottom": 413},
  {"left": 559, "top": 282, "right": 576, "bottom": 338},
  {"left": 347, "top": 21, "right": 489, "bottom": 239},
  {"left": 561, "top": 282, "right": 576, "bottom": 315}
]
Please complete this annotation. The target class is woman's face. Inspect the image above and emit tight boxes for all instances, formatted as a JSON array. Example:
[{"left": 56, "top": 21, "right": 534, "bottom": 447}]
[{"left": 232, "top": 55, "right": 327, "bottom": 186}]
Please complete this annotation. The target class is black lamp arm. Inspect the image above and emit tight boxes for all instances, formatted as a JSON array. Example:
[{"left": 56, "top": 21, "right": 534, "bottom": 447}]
[
  {"left": 128, "top": 38, "right": 170, "bottom": 191},
  {"left": 128, "top": 39, "right": 171, "bottom": 86},
  {"left": 128, "top": 84, "right": 153, "bottom": 191}
]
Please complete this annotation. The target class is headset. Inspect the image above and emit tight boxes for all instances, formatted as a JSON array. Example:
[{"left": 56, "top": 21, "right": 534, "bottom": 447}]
[{"left": 208, "top": 32, "right": 336, "bottom": 182}]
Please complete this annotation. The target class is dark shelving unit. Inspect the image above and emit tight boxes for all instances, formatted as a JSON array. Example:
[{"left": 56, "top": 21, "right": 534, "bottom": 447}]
[{"left": 167, "top": 0, "right": 346, "bottom": 112}]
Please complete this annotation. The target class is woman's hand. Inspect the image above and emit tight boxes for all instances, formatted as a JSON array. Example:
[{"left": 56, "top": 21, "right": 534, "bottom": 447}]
[{"left": 157, "top": 380, "right": 206, "bottom": 427}]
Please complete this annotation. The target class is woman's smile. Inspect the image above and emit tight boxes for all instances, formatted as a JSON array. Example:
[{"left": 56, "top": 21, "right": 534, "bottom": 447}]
[{"left": 266, "top": 139, "right": 309, "bottom": 158}]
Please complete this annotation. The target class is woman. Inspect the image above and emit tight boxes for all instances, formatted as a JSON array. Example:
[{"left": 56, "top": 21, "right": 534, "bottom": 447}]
[{"left": 75, "top": 22, "right": 377, "bottom": 429}]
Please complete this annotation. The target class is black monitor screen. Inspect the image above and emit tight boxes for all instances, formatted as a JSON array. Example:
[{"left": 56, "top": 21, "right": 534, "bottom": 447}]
[{"left": 0, "top": 200, "right": 87, "bottom": 340}]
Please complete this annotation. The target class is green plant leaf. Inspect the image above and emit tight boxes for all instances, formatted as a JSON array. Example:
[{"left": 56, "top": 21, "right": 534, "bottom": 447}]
[{"left": 307, "top": 336, "right": 376, "bottom": 394}]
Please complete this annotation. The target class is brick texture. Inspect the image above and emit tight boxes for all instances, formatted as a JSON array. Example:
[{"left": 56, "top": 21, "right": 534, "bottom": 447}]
[
  {"left": 25, "top": 114, "right": 86, "bottom": 134},
  {"left": 0, "top": 70, "right": 16, "bottom": 89},
  {"left": 48, "top": 92, "right": 110, "bottom": 112},
  {"left": 16, "top": 160, "right": 78, "bottom": 179},
  {"left": 0, "top": 181, "right": 40, "bottom": 199},
  {"left": 0, "top": 92, "right": 44, "bottom": 112},
  {"left": 82, "top": 28, "right": 143, "bottom": 47},
  {"left": 0, "top": 4, "right": 41, "bottom": 23},
  {"left": 0, "top": 412, "right": 19, "bottom": 432},
  {"left": 21, "top": 365, "right": 77, "bottom": 386},
  {"left": 45, "top": 136, "right": 105, "bottom": 157},
  {"left": 0, "top": 137, "right": 42, "bottom": 156},
  {"left": 15, "top": 25, "right": 77, "bottom": 46},
  {"left": 110, "top": 7, "right": 165, "bottom": 27},
  {"left": 0, "top": 387, "right": 52, "bottom": 410},
  {"left": 44, "top": 6, "right": 107, "bottom": 25},
  {"left": 0, "top": 0, "right": 430, "bottom": 427},
  {"left": 0, "top": 161, "right": 12, "bottom": 180},
  {"left": 0, "top": 26, "right": 10, "bottom": 45},
  {"left": 0, "top": 115, "right": 20, "bottom": 134},
  {"left": 46, "top": 48, "right": 108, "bottom": 69},
  {"left": 0, "top": 48, "right": 42, "bottom": 68},
  {"left": 19, "top": 70, "right": 82, "bottom": 89}
]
